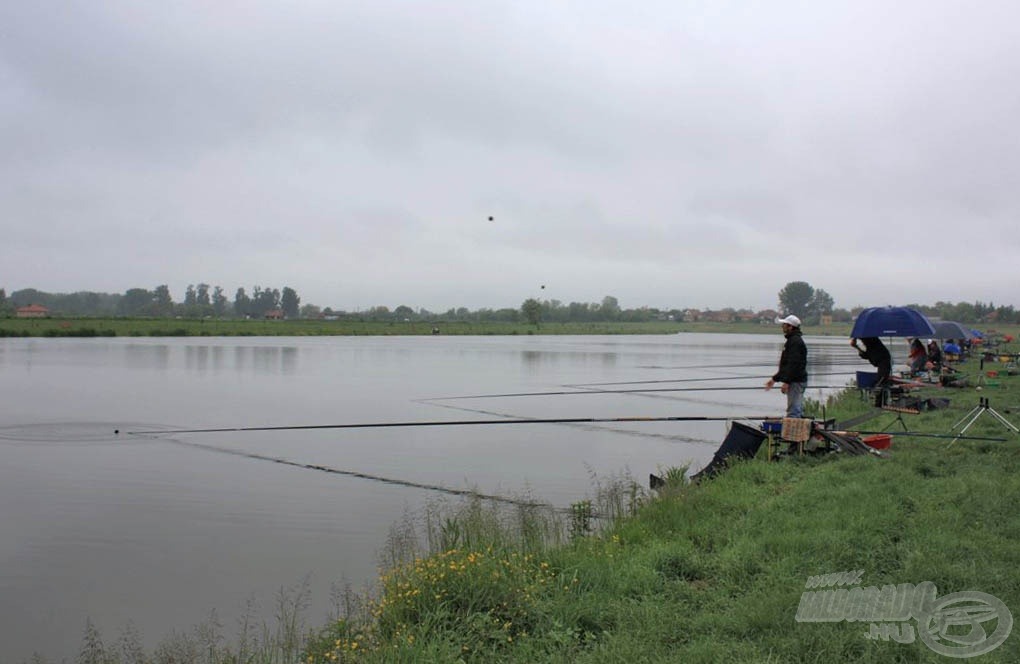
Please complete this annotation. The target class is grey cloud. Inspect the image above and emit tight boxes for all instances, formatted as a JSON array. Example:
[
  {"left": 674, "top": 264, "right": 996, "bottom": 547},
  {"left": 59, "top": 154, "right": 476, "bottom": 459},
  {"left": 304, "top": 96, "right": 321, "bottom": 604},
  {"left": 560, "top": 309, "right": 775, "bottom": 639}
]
[{"left": 3, "top": 1, "right": 1020, "bottom": 310}]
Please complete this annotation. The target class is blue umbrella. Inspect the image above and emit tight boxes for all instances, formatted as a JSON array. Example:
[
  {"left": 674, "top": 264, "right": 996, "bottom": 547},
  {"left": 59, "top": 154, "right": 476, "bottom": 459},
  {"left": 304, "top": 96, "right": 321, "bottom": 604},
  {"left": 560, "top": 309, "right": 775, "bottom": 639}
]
[
  {"left": 850, "top": 306, "right": 936, "bottom": 338},
  {"left": 932, "top": 320, "right": 976, "bottom": 341}
]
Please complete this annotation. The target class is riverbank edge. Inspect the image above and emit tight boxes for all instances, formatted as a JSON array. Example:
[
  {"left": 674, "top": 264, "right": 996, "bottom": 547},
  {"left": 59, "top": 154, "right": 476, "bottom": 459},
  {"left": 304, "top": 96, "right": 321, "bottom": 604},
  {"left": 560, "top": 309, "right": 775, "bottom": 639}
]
[
  {"left": 5, "top": 318, "right": 1017, "bottom": 340},
  {"left": 1, "top": 318, "right": 853, "bottom": 337},
  {"left": 295, "top": 377, "right": 1020, "bottom": 663}
]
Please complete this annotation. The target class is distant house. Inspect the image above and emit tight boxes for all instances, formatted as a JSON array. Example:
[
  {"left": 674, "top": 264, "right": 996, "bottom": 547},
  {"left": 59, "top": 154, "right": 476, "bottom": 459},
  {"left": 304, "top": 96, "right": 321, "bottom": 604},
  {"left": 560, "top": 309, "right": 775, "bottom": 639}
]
[
  {"left": 702, "top": 309, "right": 734, "bottom": 323},
  {"left": 16, "top": 304, "right": 50, "bottom": 318},
  {"left": 264, "top": 309, "right": 285, "bottom": 320}
]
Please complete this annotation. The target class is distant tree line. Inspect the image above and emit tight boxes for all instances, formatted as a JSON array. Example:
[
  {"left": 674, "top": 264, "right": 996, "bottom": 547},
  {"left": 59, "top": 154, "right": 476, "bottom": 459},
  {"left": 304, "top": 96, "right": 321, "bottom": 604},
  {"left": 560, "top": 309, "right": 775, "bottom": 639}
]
[
  {"left": 1, "top": 285, "right": 300, "bottom": 319},
  {"left": 775, "top": 281, "right": 1020, "bottom": 326},
  {"left": 2, "top": 283, "right": 1019, "bottom": 324},
  {"left": 323, "top": 296, "right": 681, "bottom": 325}
]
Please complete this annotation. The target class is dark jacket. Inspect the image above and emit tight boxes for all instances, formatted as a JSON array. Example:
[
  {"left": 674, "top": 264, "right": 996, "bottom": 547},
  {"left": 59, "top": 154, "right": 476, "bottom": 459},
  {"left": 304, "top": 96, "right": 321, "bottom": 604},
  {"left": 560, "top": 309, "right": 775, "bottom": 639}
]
[
  {"left": 858, "top": 337, "right": 892, "bottom": 383},
  {"left": 773, "top": 328, "right": 808, "bottom": 384}
]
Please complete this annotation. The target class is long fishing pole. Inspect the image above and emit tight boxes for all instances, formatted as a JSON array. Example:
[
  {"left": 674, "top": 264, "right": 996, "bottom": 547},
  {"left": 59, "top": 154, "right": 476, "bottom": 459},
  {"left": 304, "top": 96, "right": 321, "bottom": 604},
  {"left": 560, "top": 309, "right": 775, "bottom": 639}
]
[
  {"left": 567, "top": 371, "right": 856, "bottom": 388},
  {"left": 123, "top": 413, "right": 778, "bottom": 436},
  {"left": 636, "top": 359, "right": 864, "bottom": 371},
  {"left": 423, "top": 385, "right": 853, "bottom": 401},
  {"left": 832, "top": 430, "right": 1008, "bottom": 442}
]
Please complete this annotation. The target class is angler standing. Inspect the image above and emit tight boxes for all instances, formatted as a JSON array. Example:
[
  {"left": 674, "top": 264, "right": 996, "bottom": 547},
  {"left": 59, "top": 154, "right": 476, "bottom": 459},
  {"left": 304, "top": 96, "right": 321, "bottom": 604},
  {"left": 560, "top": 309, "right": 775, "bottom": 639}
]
[
  {"left": 851, "top": 336, "right": 892, "bottom": 406},
  {"left": 765, "top": 315, "right": 808, "bottom": 418}
]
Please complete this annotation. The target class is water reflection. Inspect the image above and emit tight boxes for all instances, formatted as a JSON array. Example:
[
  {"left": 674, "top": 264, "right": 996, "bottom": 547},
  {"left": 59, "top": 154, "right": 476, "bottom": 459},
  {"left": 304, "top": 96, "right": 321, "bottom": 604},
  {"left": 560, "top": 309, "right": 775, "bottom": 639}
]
[
  {"left": 124, "top": 343, "right": 171, "bottom": 370},
  {"left": 226, "top": 344, "right": 300, "bottom": 375},
  {"left": 184, "top": 344, "right": 210, "bottom": 372},
  {"left": 521, "top": 349, "right": 619, "bottom": 371}
]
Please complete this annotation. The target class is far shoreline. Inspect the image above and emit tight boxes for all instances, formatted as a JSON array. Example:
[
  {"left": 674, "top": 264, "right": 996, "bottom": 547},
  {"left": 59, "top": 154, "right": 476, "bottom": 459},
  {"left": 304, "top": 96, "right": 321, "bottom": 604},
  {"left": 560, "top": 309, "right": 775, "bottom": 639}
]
[{"left": 3, "top": 317, "right": 1013, "bottom": 340}]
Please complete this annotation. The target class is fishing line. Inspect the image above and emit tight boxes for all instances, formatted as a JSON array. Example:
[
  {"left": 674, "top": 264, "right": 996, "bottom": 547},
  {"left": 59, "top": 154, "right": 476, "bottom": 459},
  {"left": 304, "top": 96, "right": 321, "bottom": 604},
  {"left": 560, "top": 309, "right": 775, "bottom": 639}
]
[
  {"left": 0, "top": 422, "right": 167, "bottom": 447},
  {"left": 542, "top": 381, "right": 783, "bottom": 416},
  {"left": 416, "top": 399, "right": 720, "bottom": 445},
  {"left": 633, "top": 360, "right": 798, "bottom": 371},
  {"left": 422, "top": 385, "right": 853, "bottom": 401},
  {"left": 146, "top": 434, "right": 585, "bottom": 514}
]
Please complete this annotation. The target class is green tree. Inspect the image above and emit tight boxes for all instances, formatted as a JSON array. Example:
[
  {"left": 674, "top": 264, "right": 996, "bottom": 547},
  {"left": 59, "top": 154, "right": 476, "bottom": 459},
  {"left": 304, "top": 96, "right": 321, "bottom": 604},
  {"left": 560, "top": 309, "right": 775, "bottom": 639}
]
[
  {"left": 600, "top": 295, "right": 621, "bottom": 320},
  {"left": 808, "top": 288, "right": 835, "bottom": 323},
  {"left": 196, "top": 283, "right": 211, "bottom": 308},
  {"left": 250, "top": 286, "right": 280, "bottom": 317},
  {"left": 118, "top": 288, "right": 153, "bottom": 316},
  {"left": 567, "top": 301, "right": 592, "bottom": 321},
  {"left": 778, "top": 281, "right": 814, "bottom": 318},
  {"left": 152, "top": 285, "right": 174, "bottom": 317},
  {"left": 78, "top": 618, "right": 108, "bottom": 664},
  {"left": 281, "top": 287, "right": 300, "bottom": 319},
  {"left": 953, "top": 302, "right": 976, "bottom": 323},
  {"left": 234, "top": 287, "right": 251, "bottom": 317},
  {"left": 521, "top": 298, "right": 542, "bottom": 326},
  {"left": 212, "top": 286, "right": 228, "bottom": 317}
]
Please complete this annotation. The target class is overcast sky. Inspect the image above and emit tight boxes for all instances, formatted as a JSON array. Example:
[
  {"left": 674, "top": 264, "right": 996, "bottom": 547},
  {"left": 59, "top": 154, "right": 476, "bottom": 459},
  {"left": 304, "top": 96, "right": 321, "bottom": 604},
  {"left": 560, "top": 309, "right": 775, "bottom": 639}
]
[{"left": 3, "top": 1, "right": 1018, "bottom": 312}]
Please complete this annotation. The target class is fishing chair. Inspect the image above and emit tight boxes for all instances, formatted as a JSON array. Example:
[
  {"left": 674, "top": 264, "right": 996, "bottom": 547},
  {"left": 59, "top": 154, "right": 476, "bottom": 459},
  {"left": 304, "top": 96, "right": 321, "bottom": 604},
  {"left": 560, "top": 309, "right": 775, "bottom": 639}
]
[{"left": 764, "top": 417, "right": 814, "bottom": 460}]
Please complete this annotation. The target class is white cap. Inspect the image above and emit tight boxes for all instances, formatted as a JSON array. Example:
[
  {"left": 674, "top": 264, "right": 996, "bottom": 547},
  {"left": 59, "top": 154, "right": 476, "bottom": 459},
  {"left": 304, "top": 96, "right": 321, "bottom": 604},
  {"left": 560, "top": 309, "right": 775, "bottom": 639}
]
[{"left": 775, "top": 314, "right": 801, "bottom": 327}]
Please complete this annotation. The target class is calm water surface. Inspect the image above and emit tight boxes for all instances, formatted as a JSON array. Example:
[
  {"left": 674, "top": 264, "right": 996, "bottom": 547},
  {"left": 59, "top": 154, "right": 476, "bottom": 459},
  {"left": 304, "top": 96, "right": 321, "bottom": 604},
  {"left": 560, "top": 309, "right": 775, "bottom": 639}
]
[{"left": 0, "top": 333, "right": 860, "bottom": 661}]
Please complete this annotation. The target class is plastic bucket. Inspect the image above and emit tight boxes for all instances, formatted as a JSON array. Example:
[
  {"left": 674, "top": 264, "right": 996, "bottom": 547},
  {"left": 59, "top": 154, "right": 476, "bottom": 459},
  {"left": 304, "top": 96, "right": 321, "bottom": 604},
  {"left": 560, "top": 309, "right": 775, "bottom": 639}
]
[{"left": 863, "top": 434, "right": 892, "bottom": 450}]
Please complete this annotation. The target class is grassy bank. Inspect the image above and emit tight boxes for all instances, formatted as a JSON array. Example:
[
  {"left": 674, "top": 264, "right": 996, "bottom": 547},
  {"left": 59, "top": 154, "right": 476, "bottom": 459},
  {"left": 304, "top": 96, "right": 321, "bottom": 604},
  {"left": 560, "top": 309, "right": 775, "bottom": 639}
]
[
  {"left": 0, "top": 318, "right": 676, "bottom": 337},
  {"left": 295, "top": 375, "right": 1020, "bottom": 663},
  {"left": 4, "top": 316, "right": 1019, "bottom": 340},
  {"left": 45, "top": 349, "right": 1020, "bottom": 663},
  {"left": 0, "top": 317, "right": 782, "bottom": 337}
]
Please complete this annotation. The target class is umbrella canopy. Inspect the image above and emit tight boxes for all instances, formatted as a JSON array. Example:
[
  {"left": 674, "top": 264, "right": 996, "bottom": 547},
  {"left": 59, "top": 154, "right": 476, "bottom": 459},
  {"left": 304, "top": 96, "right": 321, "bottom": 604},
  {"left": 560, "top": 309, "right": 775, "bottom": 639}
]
[
  {"left": 931, "top": 321, "right": 976, "bottom": 341},
  {"left": 850, "top": 306, "right": 936, "bottom": 338}
]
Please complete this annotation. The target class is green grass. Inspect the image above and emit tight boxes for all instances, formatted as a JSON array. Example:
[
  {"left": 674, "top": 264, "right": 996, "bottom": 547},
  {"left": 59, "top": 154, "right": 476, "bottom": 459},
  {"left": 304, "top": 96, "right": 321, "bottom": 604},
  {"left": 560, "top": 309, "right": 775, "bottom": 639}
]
[
  {"left": 0, "top": 317, "right": 688, "bottom": 337},
  {"left": 297, "top": 366, "right": 1020, "bottom": 664}
]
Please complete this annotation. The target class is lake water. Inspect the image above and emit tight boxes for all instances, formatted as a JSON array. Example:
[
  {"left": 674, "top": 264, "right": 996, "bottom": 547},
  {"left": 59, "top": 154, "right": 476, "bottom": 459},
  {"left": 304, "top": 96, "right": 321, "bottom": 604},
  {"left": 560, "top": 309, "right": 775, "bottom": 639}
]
[{"left": 0, "top": 333, "right": 863, "bottom": 661}]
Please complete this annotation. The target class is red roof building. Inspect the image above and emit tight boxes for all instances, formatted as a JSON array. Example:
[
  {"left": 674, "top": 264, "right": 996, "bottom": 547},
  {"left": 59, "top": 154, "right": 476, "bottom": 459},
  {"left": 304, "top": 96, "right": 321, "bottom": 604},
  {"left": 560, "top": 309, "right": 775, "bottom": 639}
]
[{"left": 16, "top": 304, "right": 50, "bottom": 318}]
